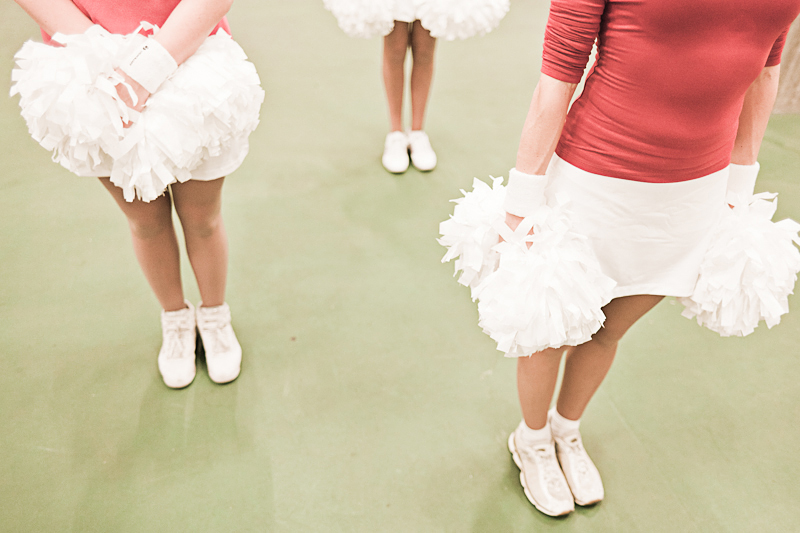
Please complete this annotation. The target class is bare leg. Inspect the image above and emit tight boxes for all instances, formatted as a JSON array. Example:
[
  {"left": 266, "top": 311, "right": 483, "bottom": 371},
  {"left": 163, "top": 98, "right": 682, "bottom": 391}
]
[
  {"left": 171, "top": 178, "right": 228, "bottom": 308},
  {"left": 383, "top": 21, "right": 410, "bottom": 132},
  {"left": 556, "top": 295, "right": 663, "bottom": 420},
  {"left": 409, "top": 20, "right": 436, "bottom": 131},
  {"left": 517, "top": 295, "right": 664, "bottom": 429},
  {"left": 99, "top": 178, "right": 185, "bottom": 311}
]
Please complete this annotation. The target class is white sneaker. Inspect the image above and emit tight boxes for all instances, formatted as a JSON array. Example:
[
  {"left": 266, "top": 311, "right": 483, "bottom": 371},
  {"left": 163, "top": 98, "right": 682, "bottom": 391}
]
[
  {"left": 382, "top": 131, "right": 409, "bottom": 173},
  {"left": 549, "top": 410, "right": 604, "bottom": 506},
  {"left": 158, "top": 301, "right": 197, "bottom": 389},
  {"left": 196, "top": 302, "right": 242, "bottom": 384},
  {"left": 408, "top": 130, "right": 437, "bottom": 171},
  {"left": 508, "top": 422, "right": 575, "bottom": 517}
]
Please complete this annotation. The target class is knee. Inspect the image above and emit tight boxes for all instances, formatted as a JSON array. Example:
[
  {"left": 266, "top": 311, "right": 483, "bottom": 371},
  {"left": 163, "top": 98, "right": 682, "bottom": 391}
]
[
  {"left": 590, "top": 326, "right": 623, "bottom": 350},
  {"left": 178, "top": 208, "right": 222, "bottom": 239},
  {"left": 127, "top": 215, "right": 172, "bottom": 240}
]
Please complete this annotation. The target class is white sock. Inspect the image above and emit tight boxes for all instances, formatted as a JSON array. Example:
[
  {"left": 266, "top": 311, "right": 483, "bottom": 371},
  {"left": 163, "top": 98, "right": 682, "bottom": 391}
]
[
  {"left": 549, "top": 408, "right": 580, "bottom": 438},
  {"left": 518, "top": 420, "right": 552, "bottom": 446}
]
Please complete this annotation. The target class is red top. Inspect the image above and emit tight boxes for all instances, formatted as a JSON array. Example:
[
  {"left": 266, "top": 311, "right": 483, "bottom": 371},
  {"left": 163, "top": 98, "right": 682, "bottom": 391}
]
[
  {"left": 543, "top": 0, "right": 800, "bottom": 182},
  {"left": 43, "top": 0, "right": 229, "bottom": 44}
]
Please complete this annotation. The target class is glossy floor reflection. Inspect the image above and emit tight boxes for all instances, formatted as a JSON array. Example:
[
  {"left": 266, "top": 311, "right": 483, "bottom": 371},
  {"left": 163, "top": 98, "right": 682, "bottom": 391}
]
[{"left": 2, "top": 1, "right": 800, "bottom": 531}]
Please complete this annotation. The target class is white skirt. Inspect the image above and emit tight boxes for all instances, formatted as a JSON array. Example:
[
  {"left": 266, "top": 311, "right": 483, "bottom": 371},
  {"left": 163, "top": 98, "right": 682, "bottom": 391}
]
[{"left": 544, "top": 155, "right": 729, "bottom": 298}]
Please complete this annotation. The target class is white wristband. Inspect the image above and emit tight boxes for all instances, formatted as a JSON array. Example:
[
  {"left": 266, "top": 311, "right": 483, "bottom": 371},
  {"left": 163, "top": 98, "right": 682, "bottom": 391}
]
[
  {"left": 503, "top": 168, "right": 548, "bottom": 217},
  {"left": 727, "top": 162, "right": 759, "bottom": 198},
  {"left": 119, "top": 37, "right": 178, "bottom": 94}
]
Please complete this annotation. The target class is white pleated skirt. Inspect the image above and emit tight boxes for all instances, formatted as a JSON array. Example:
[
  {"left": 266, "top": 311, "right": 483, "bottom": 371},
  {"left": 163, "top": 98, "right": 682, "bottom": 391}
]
[
  {"left": 393, "top": 0, "right": 418, "bottom": 22},
  {"left": 545, "top": 155, "right": 729, "bottom": 298}
]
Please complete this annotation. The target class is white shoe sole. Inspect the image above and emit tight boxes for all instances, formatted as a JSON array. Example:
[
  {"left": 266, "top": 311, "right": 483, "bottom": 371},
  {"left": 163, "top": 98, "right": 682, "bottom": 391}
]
[{"left": 508, "top": 433, "right": 573, "bottom": 517}]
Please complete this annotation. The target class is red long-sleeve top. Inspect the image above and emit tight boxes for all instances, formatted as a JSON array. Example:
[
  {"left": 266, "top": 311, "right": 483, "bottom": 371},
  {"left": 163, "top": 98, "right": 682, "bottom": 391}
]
[
  {"left": 544, "top": 0, "right": 800, "bottom": 182},
  {"left": 43, "top": 0, "right": 229, "bottom": 43}
]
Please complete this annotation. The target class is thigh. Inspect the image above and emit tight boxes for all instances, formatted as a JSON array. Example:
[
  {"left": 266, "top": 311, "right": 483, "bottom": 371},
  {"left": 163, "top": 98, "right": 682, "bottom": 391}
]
[
  {"left": 593, "top": 294, "right": 664, "bottom": 346},
  {"left": 99, "top": 177, "right": 173, "bottom": 228}
]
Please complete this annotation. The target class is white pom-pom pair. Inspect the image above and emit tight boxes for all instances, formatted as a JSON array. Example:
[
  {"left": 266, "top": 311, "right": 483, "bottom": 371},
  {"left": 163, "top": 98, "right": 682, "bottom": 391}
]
[
  {"left": 439, "top": 177, "right": 616, "bottom": 357},
  {"left": 10, "top": 25, "right": 265, "bottom": 202}
]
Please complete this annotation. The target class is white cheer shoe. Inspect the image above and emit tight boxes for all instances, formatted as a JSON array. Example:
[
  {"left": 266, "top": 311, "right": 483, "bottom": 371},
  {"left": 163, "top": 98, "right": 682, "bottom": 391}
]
[
  {"left": 158, "top": 301, "right": 197, "bottom": 389},
  {"left": 196, "top": 302, "right": 242, "bottom": 384},
  {"left": 382, "top": 131, "right": 410, "bottom": 173},
  {"left": 408, "top": 130, "right": 437, "bottom": 171},
  {"left": 549, "top": 410, "right": 605, "bottom": 506},
  {"left": 509, "top": 422, "right": 575, "bottom": 517}
]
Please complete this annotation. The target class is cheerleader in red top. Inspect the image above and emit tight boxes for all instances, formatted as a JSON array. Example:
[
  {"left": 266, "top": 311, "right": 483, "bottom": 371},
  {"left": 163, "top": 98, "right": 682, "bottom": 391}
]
[
  {"left": 11, "top": 0, "right": 264, "bottom": 389},
  {"left": 500, "top": 0, "right": 800, "bottom": 517}
]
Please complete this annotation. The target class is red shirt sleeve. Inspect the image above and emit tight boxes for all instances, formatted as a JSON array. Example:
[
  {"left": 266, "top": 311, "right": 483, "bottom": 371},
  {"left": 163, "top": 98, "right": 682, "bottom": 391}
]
[
  {"left": 766, "top": 27, "right": 790, "bottom": 66},
  {"left": 541, "top": 0, "right": 606, "bottom": 84}
]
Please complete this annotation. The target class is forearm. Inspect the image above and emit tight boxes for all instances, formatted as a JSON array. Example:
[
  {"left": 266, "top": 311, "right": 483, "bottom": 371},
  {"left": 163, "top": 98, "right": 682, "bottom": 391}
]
[
  {"left": 155, "top": 0, "right": 234, "bottom": 65},
  {"left": 13, "top": 0, "right": 92, "bottom": 35},
  {"left": 516, "top": 74, "right": 578, "bottom": 175},
  {"left": 731, "top": 65, "right": 780, "bottom": 165}
]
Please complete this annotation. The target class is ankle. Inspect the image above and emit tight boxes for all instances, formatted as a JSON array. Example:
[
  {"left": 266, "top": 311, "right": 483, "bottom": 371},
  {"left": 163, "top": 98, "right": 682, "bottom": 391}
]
[{"left": 549, "top": 408, "right": 581, "bottom": 437}]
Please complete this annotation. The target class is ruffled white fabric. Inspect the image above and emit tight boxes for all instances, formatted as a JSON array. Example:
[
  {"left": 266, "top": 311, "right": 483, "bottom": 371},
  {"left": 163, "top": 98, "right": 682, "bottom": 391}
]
[
  {"left": 324, "top": 0, "right": 509, "bottom": 40},
  {"left": 10, "top": 26, "right": 264, "bottom": 202},
  {"left": 322, "top": 0, "right": 396, "bottom": 39},
  {"left": 440, "top": 178, "right": 616, "bottom": 357},
  {"left": 680, "top": 192, "right": 800, "bottom": 336},
  {"left": 438, "top": 176, "right": 506, "bottom": 293},
  {"left": 417, "top": 0, "right": 510, "bottom": 41}
]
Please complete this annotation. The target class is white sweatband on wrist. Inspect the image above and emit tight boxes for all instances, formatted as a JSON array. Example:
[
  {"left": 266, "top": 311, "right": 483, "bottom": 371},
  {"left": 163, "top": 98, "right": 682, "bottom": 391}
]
[
  {"left": 727, "top": 162, "right": 759, "bottom": 198},
  {"left": 119, "top": 37, "right": 178, "bottom": 94},
  {"left": 503, "top": 168, "right": 549, "bottom": 217}
]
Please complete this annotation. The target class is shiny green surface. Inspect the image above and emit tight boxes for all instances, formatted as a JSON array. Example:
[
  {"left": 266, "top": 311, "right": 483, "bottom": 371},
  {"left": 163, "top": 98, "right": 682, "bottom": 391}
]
[{"left": 2, "top": 1, "right": 800, "bottom": 531}]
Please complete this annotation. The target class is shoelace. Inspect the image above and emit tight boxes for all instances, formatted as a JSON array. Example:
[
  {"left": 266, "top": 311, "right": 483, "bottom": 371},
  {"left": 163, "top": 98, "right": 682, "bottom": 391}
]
[
  {"left": 524, "top": 444, "right": 568, "bottom": 496},
  {"left": 560, "top": 435, "right": 593, "bottom": 479},
  {"left": 198, "top": 314, "right": 231, "bottom": 355},
  {"left": 162, "top": 319, "right": 193, "bottom": 359}
]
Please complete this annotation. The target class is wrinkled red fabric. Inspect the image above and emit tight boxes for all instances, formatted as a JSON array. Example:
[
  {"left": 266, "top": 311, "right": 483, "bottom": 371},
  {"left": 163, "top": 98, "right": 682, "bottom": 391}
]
[{"left": 542, "top": 0, "right": 800, "bottom": 182}]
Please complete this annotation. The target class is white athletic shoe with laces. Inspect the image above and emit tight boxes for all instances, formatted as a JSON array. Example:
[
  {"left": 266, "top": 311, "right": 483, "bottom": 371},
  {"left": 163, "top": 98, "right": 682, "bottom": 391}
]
[
  {"left": 408, "top": 130, "right": 437, "bottom": 171},
  {"left": 382, "top": 131, "right": 410, "bottom": 173},
  {"left": 549, "top": 410, "right": 605, "bottom": 506},
  {"left": 158, "top": 301, "right": 197, "bottom": 389},
  {"left": 196, "top": 302, "right": 242, "bottom": 384},
  {"left": 508, "top": 422, "right": 575, "bottom": 516}
]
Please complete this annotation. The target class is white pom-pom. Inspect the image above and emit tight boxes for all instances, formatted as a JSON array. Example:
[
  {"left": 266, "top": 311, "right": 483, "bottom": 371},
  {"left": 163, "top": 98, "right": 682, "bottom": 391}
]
[
  {"left": 323, "top": 0, "right": 396, "bottom": 39},
  {"left": 417, "top": 0, "right": 510, "bottom": 41},
  {"left": 474, "top": 197, "right": 616, "bottom": 356},
  {"left": 109, "top": 30, "right": 265, "bottom": 202},
  {"left": 10, "top": 28, "right": 130, "bottom": 176},
  {"left": 680, "top": 192, "right": 800, "bottom": 336},
  {"left": 10, "top": 28, "right": 265, "bottom": 202},
  {"left": 438, "top": 176, "right": 506, "bottom": 293}
]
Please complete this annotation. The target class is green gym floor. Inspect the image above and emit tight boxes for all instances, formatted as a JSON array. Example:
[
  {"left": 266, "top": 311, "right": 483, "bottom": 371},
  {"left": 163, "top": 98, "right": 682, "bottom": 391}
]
[{"left": 2, "top": 1, "right": 800, "bottom": 531}]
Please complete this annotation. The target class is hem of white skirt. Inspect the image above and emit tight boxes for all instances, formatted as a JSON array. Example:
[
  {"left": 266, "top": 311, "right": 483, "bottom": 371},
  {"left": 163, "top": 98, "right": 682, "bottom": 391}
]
[{"left": 611, "top": 284, "right": 693, "bottom": 300}]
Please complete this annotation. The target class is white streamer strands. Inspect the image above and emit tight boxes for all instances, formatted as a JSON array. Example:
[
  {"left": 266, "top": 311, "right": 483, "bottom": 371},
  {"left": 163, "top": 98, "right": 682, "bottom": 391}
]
[
  {"left": 680, "top": 192, "right": 800, "bottom": 336},
  {"left": 440, "top": 178, "right": 616, "bottom": 357},
  {"left": 417, "top": 0, "right": 510, "bottom": 41},
  {"left": 438, "top": 176, "right": 506, "bottom": 294},
  {"left": 322, "top": 0, "right": 396, "bottom": 38},
  {"left": 10, "top": 27, "right": 265, "bottom": 202}
]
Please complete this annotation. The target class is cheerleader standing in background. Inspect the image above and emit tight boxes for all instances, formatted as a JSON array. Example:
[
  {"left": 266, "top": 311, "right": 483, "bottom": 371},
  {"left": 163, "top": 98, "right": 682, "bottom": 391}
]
[
  {"left": 323, "top": 0, "right": 510, "bottom": 174},
  {"left": 12, "top": 0, "right": 260, "bottom": 388},
  {"left": 498, "top": 0, "right": 799, "bottom": 517}
]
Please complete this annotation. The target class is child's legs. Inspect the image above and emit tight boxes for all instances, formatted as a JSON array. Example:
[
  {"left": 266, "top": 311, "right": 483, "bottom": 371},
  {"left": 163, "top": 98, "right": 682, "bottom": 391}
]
[
  {"left": 517, "top": 295, "right": 663, "bottom": 429},
  {"left": 383, "top": 21, "right": 411, "bottom": 132},
  {"left": 409, "top": 20, "right": 436, "bottom": 131},
  {"left": 99, "top": 178, "right": 185, "bottom": 311},
  {"left": 171, "top": 178, "right": 227, "bottom": 308}
]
